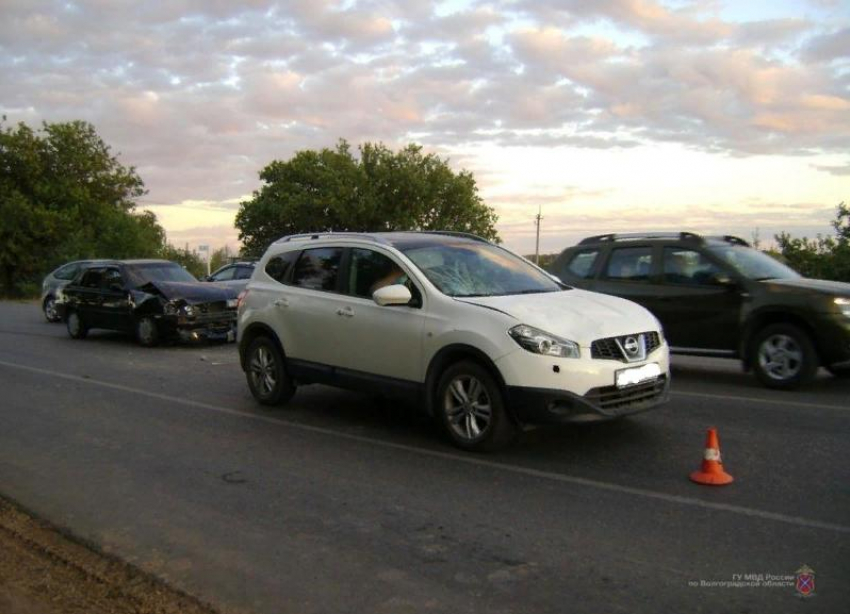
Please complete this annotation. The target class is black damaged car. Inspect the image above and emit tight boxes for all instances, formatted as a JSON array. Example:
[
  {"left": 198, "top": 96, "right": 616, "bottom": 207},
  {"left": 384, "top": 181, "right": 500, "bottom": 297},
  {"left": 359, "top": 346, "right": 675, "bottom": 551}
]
[{"left": 57, "top": 259, "right": 239, "bottom": 346}]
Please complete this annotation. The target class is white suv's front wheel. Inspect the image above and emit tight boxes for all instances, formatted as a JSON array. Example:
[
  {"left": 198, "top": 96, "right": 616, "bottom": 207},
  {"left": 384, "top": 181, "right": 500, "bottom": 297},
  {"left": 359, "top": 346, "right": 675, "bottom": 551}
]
[
  {"left": 246, "top": 337, "right": 296, "bottom": 406},
  {"left": 436, "top": 361, "right": 517, "bottom": 452}
]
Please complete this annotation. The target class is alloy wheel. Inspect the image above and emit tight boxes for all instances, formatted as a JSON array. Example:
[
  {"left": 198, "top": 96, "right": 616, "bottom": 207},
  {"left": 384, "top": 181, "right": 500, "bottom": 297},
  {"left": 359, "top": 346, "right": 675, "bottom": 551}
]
[
  {"left": 443, "top": 374, "right": 493, "bottom": 442},
  {"left": 250, "top": 345, "right": 278, "bottom": 397},
  {"left": 757, "top": 333, "right": 803, "bottom": 381}
]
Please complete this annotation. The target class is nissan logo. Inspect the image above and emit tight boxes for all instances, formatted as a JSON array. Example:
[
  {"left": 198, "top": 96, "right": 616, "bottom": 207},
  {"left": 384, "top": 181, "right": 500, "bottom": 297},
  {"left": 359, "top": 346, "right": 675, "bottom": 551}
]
[{"left": 623, "top": 336, "right": 640, "bottom": 355}]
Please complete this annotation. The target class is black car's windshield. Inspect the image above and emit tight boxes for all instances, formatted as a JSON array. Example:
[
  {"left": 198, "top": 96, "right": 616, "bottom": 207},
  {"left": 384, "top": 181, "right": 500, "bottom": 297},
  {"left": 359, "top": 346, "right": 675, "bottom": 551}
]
[
  {"left": 401, "top": 242, "right": 562, "bottom": 297},
  {"left": 125, "top": 262, "right": 198, "bottom": 287},
  {"left": 707, "top": 245, "right": 800, "bottom": 281}
]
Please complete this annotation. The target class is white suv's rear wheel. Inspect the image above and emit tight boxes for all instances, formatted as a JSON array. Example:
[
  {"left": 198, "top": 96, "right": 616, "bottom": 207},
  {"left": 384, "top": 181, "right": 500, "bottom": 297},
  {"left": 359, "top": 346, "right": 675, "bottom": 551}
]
[
  {"left": 436, "top": 361, "right": 517, "bottom": 451},
  {"left": 246, "top": 337, "right": 295, "bottom": 406}
]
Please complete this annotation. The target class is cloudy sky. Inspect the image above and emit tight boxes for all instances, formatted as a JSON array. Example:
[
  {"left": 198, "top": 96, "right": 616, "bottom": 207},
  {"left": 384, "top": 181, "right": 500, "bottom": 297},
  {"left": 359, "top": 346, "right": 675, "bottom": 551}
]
[{"left": 2, "top": 0, "right": 849, "bottom": 255}]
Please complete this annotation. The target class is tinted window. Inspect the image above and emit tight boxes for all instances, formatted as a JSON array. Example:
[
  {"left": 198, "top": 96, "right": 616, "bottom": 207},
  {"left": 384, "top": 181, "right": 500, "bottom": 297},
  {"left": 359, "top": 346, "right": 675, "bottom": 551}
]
[
  {"left": 210, "top": 266, "right": 236, "bottom": 281},
  {"left": 567, "top": 250, "right": 599, "bottom": 279},
  {"left": 349, "top": 249, "right": 406, "bottom": 298},
  {"left": 102, "top": 268, "right": 125, "bottom": 290},
  {"left": 79, "top": 269, "right": 104, "bottom": 288},
  {"left": 663, "top": 248, "right": 723, "bottom": 285},
  {"left": 605, "top": 247, "right": 653, "bottom": 281},
  {"left": 707, "top": 245, "right": 800, "bottom": 281},
  {"left": 55, "top": 263, "right": 80, "bottom": 281},
  {"left": 266, "top": 252, "right": 300, "bottom": 284},
  {"left": 292, "top": 248, "right": 342, "bottom": 291},
  {"left": 235, "top": 265, "right": 254, "bottom": 280}
]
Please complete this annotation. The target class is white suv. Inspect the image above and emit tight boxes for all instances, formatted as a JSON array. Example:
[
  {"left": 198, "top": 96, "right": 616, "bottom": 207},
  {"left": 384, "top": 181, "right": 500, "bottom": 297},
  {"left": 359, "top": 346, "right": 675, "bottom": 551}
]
[{"left": 238, "top": 232, "right": 670, "bottom": 451}]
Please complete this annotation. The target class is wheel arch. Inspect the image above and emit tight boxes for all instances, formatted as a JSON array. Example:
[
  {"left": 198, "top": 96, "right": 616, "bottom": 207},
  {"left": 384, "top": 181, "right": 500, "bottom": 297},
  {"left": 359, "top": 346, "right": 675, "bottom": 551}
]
[
  {"left": 424, "top": 344, "right": 512, "bottom": 420},
  {"left": 239, "top": 322, "right": 286, "bottom": 372}
]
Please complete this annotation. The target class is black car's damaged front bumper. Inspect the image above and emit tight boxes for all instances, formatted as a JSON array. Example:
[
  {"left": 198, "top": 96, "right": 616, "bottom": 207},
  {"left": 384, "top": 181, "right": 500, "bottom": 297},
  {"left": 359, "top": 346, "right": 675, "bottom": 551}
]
[{"left": 160, "top": 312, "right": 237, "bottom": 343}]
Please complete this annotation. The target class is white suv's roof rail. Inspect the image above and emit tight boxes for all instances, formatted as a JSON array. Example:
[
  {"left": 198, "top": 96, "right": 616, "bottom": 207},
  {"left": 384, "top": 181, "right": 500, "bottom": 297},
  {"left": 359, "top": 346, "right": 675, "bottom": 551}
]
[
  {"left": 273, "top": 232, "right": 391, "bottom": 245},
  {"left": 272, "top": 230, "right": 490, "bottom": 245}
]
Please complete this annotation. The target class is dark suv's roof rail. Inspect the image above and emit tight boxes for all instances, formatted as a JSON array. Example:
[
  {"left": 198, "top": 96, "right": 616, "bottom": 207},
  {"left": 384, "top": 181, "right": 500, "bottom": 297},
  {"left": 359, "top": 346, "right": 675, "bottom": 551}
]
[
  {"left": 274, "top": 232, "right": 390, "bottom": 245},
  {"left": 718, "top": 235, "right": 750, "bottom": 246},
  {"left": 578, "top": 231, "right": 703, "bottom": 245}
]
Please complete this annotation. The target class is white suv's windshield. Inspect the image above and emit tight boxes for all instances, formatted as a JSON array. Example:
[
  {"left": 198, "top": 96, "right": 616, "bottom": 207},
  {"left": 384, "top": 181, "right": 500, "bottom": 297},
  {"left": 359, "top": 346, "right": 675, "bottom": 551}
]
[
  {"left": 708, "top": 245, "right": 800, "bottom": 281},
  {"left": 402, "top": 242, "right": 562, "bottom": 297}
]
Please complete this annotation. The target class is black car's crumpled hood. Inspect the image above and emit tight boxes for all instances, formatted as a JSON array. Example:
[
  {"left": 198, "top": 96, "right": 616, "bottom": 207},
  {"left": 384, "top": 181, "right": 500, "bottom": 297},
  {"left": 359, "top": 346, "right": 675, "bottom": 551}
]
[
  {"left": 138, "top": 281, "right": 239, "bottom": 304},
  {"left": 764, "top": 277, "right": 850, "bottom": 296}
]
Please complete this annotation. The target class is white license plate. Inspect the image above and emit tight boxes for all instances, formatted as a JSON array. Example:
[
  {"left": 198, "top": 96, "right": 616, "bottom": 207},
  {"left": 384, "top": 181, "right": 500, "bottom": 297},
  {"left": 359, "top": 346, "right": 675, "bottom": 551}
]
[{"left": 615, "top": 363, "right": 661, "bottom": 388}]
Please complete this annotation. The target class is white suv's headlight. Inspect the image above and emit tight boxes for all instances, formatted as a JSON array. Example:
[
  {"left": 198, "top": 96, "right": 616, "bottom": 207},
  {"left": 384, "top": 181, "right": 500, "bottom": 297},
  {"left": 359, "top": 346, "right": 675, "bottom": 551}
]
[{"left": 508, "top": 324, "right": 580, "bottom": 358}]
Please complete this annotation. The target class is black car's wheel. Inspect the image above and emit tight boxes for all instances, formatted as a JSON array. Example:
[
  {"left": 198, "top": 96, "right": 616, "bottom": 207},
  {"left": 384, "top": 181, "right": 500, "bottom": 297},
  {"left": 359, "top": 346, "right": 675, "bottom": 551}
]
[
  {"left": 246, "top": 337, "right": 295, "bottom": 406},
  {"left": 136, "top": 316, "right": 160, "bottom": 347},
  {"left": 435, "top": 361, "right": 517, "bottom": 452},
  {"left": 43, "top": 295, "right": 61, "bottom": 323},
  {"left": 826, "top": 365, "right": 850, "bottom": 379},
  {"left": 751, "top": 324, "right": 818, "bottom": 390},
  {"left": 66, "top": 310, "right": 88, "bottom": 339}
]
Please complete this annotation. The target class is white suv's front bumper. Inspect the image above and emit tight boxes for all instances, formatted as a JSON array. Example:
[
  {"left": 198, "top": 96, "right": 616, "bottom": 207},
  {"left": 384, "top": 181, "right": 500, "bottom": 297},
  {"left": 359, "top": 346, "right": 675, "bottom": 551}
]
[{"left": 494, "top": 343, "right": 671, "bottom": 424}]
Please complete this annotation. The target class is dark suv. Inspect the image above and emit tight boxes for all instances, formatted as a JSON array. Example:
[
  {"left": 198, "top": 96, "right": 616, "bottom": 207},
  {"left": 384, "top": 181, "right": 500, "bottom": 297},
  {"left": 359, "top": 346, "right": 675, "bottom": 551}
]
[{"left": 549, "top": 232, "right": 850, "bottom": 389}]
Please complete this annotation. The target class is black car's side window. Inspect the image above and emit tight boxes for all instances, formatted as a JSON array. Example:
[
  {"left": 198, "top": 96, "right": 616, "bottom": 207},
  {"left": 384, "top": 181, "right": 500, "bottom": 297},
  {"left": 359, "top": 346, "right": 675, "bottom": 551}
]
[
  {"left": 663, "top": 248, "right": 724, "bottom": 285},
  {"left": 292, "top": 248, "right": 343, "bottom": 291},
  {"left": 102, "top": 268, "right": 125, "bottom": 291},
  {"left": 567, "top": 250, "right": 599, "bottom": 279},
  {"left": 79, "top": 269, "right": 104, "bottom": 288},
  {"left": 266, "top": 252, "right": 300, "bottom": 284},
  {"left": 605, "top": 247, "right": 653, "bottom": 281},
  {"left": 55, "top": 264, "right": 80, "bottom": 280}
]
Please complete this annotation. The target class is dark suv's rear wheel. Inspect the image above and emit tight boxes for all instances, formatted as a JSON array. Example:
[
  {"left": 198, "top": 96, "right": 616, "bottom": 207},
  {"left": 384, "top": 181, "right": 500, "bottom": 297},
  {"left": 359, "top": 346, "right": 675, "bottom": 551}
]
[
  {"left": 246, "top": 336, "right": 295, "bottom": 406},
  {"left": 752, "top": 324, "right": 817, "bottom": 390},
  {"left": 435, "top": 361, "right": 517, "bottom": 452}
]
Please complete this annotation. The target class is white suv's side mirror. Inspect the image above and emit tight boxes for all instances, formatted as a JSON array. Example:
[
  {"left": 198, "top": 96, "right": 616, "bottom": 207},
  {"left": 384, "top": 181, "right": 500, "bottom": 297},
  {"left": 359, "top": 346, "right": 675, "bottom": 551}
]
[{"left": 373, "top": 284, "right": 412, "bottom": 306}]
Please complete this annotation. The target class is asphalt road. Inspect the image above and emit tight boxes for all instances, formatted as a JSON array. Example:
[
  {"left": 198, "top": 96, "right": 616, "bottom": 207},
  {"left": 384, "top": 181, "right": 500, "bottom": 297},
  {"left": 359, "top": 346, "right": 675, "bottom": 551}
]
[{"left": 1, "top": 300, "right": 848, "bottom": 613}]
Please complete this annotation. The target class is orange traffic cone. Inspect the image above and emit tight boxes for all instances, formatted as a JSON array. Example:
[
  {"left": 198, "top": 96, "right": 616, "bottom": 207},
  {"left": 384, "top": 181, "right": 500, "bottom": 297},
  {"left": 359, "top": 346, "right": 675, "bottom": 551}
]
[{"left": 690, "top": 427, "right": 734, "bottom": 485}]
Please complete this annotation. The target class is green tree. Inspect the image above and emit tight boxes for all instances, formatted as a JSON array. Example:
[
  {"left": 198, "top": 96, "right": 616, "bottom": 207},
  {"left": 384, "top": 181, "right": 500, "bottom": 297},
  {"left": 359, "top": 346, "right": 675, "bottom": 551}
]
[
  {"left": 236, "top": 140, "right": 499, "bottom": 257},
  {"left": 159, "top": 244, "right": 206, "bottom": 280},
  {"left": 774, "top": 202, "right": 850, "bottom": 282},
  {"left": 209, "top": 245, "right": 235, "bottom": 273},
  {"left": 0, "top": 119, "right": 165, "bottom": 295}
]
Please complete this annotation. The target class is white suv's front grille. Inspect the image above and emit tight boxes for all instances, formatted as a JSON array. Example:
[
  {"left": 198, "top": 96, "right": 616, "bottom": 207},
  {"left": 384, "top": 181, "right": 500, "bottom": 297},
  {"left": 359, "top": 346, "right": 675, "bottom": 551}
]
[{"left": 591, "top": 331, "right": 661, "bottom": 362}]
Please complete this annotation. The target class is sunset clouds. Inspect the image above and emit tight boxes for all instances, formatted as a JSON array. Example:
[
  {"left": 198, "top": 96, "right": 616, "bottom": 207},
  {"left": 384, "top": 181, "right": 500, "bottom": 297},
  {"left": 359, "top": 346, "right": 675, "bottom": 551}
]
[{"left": 2, "top": 0, "right": 847, "bottom": 252}]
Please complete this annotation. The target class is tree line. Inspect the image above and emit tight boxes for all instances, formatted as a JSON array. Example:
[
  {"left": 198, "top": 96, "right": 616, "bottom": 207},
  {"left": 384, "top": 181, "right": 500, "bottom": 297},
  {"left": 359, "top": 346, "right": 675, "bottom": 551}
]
[{"left": 1, "top": 118, "right": 847, "bottom": 297}]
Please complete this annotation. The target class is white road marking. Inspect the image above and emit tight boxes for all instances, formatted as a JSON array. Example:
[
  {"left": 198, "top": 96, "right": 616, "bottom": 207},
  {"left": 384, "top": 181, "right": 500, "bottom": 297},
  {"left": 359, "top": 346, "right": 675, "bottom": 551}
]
[
  {"left": 672, "top": 390, "right": 849, "bottom": 412},
  {"left": 2, "top": 359, "right": 849, "bottom": 535}
]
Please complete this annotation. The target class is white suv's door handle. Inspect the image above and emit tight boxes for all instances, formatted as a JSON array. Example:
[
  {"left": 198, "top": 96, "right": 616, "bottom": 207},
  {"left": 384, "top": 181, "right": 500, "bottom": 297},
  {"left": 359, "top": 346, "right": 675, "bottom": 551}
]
[
  {"left": 336, "top": 306, "right": 355, "bottom": 318},
  {"left": 274, "top": 298, "right": 289, "bottom": 308}
]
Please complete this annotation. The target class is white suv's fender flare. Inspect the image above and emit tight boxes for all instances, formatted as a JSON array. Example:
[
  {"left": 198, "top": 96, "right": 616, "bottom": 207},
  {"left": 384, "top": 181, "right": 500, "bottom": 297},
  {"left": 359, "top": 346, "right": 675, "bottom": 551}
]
[{"left": 423, "top": 343, "right": 518, "bottom": 423}]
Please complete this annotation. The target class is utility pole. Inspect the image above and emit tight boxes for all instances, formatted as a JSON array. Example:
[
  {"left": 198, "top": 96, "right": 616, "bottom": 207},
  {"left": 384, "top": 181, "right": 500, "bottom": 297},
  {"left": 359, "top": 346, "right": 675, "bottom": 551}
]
[{"left": 534, "top": 204, "right": 543, "bottom": 265}]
